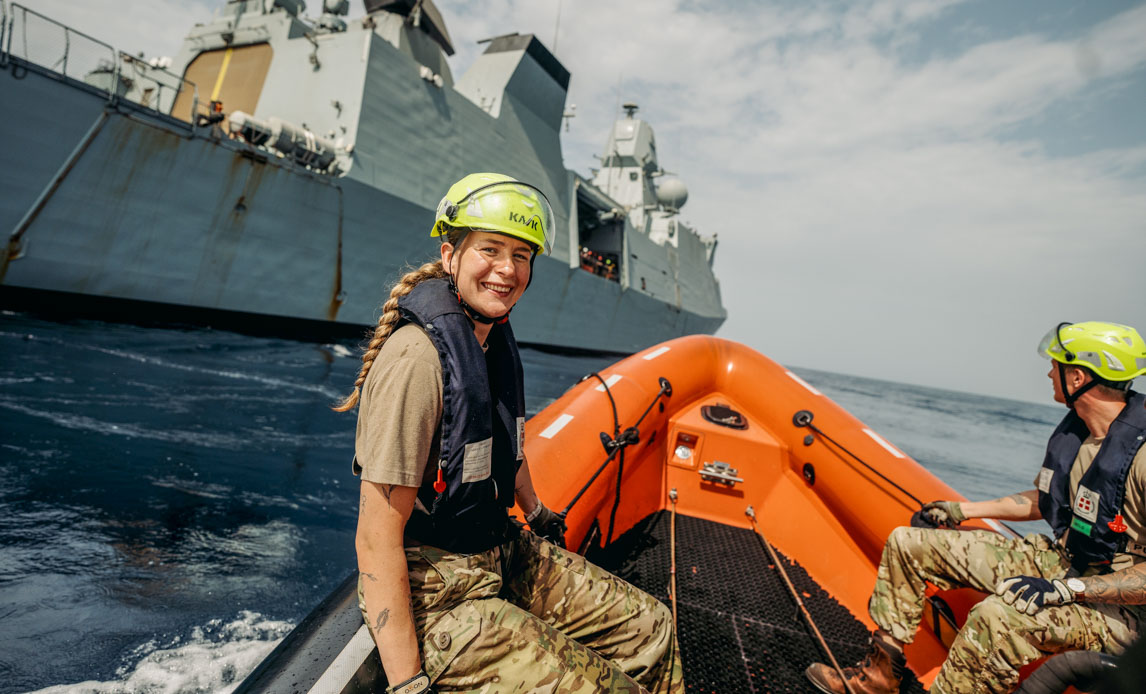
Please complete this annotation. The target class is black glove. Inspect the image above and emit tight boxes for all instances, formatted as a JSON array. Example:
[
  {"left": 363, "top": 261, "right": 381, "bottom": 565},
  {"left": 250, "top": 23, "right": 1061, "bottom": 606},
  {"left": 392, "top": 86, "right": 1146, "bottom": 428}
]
[
  {"left": 918, "top": 500, "right": 966, "bottom": 529},
  {"left": 995, "top": 576, "right": 1073, "bottom": 615},
  {"left": 526, "top": 503, "right": 568, "bottom": 548},
  {"left": 387, "top": 670, "right": 434, "bottom": 694}
]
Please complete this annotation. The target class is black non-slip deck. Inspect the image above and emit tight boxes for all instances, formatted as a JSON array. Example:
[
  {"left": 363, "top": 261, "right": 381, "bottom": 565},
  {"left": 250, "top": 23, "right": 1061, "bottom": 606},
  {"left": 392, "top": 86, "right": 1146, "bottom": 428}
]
[{"left": 589, "top": 512, "right": 927, "bottom": 693}]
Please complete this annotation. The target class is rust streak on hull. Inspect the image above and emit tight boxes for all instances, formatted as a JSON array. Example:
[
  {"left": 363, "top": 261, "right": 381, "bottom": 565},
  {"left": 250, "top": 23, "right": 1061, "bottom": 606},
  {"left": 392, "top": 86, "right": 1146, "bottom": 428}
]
[{"left": 327, "top": 185, "right": 345, "bottom": 321}]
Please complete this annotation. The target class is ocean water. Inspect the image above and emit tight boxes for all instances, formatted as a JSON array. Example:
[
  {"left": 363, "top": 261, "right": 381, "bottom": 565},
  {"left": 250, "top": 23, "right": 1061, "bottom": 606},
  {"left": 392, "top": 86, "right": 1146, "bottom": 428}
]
[{"left": 0, "top": 312, "right": 1064, "bottom": 694}]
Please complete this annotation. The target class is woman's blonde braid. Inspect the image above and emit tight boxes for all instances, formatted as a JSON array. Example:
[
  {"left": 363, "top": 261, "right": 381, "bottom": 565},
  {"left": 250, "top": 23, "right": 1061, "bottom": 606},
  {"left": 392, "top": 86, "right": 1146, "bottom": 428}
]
[{"left": 332, "top": 260, "right": 447, "bottom": 411}]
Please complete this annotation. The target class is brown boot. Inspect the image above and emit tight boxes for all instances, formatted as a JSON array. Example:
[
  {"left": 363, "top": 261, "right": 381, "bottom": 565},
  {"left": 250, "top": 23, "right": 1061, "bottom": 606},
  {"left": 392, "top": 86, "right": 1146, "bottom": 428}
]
[{"left": 804, "top": 631, "right": 905, "bottom": 694}]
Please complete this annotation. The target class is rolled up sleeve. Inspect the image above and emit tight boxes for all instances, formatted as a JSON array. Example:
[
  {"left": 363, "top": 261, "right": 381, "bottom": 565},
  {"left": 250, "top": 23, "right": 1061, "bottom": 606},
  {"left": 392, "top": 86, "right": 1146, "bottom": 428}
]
[{"left": 353, "top": 353, "right": 443, "bottom": 487}]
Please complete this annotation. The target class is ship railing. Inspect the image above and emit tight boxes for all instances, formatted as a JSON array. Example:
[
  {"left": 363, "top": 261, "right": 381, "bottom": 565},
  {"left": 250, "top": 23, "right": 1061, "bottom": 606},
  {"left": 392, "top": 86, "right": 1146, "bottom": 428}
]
[
  {"left": 1, "top": 1, "right": 7, "bottom": 67},
  {"left": 115, "top": 50, "right": 206, "bottom": 124},
  {"left": 4, "top": 3, "right": 118, "bottom": 100},
  {"left": 1, "top": 3, "right": 206, "bottom": 126}
]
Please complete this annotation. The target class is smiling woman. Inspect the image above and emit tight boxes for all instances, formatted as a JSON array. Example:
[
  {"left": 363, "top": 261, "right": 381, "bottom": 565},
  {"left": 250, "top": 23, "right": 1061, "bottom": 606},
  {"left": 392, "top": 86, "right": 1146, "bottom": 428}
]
[{"left": 331, "top": 172, "right": 684, "bottom": 693}]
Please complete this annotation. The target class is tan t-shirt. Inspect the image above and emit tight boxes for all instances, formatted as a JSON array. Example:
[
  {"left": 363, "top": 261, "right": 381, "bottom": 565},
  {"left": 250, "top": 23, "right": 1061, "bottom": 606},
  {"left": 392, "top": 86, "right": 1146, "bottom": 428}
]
[
  {"left": 1067, "top": 436, "right": 1146, "bottom": 571},
  {"left": 352, "top": 324, "right": 443, "bottom": 490}
]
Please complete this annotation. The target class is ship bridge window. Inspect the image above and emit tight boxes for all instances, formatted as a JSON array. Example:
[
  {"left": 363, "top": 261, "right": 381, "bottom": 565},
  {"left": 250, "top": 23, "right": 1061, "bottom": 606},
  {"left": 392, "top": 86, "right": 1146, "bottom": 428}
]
[{"left": 577, "top": 190, "right": 622, "bottom": 284}]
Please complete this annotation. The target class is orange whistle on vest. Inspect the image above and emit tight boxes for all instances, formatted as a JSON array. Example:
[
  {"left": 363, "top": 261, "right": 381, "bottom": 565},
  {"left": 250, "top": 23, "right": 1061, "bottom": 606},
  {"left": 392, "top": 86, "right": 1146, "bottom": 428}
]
[
  {"left": 1108, "top": 514, "right": 1128, "bottom": 534},
  {"left": 433, "top": 467, "right": 446, "bottom": 494}
]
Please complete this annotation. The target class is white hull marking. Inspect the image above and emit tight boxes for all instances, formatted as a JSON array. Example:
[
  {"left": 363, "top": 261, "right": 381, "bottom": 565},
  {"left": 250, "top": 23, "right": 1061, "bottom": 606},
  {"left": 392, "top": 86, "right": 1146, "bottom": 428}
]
[
  {"left": 785, "top": 371, "right": 822, "bottom": 396},
  {"left": 595, "top": 374, "right": 623, "bottom": 391},
  {"left": 862, "top": 428, "right": 906, "bottom": 459},
  {"left": 310, "top": 623, "right": 375, "bottom": 694},
  {"left": 642, "top": 346, "right": 671, "bottom": 360},
  {"left": 539, "top": 414, "right": 574, "bottom": 439},
  {"left": 984, "top": 519, "right": 1019, "bottom": 537}
]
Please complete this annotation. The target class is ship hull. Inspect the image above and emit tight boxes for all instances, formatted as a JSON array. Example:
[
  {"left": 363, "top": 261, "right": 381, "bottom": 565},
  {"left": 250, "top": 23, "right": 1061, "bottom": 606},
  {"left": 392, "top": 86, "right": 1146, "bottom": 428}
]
[{"left": 0, "top": 57, "right": 723, "bottom": 352}]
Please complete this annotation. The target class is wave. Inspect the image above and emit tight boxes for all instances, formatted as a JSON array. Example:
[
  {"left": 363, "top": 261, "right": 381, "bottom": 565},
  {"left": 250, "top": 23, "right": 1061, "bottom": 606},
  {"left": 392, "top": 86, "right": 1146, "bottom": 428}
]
[
  {"left": 84, "top": 345, "right": 342, "bottom": 398},
  {"left": 26, "top": 611, "right": 294, "bottom": 694},
  {"left": 324, "top": 343, "right": 354, "bottom": 358},
  {"left": 0, "top": 399, "right": 352, "bottom": 451},
  {"left": 0, "top": 400, "right": 253, "bottom": 449},
  {"left": 0, "top": 330, "right": 341, "bottom": 399},
  {"left": 0, "top": 376, "right": 36, "bottom": 386}
]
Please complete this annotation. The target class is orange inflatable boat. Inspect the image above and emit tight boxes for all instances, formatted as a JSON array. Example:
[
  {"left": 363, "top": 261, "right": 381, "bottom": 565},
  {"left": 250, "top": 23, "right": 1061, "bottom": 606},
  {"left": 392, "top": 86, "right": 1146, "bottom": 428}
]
[
  {"left": 520, "top": 335, "right": 1008, "bottom": 691},
  {"left": 242, "top": 335, "right": 1124, "bottom": 693}
]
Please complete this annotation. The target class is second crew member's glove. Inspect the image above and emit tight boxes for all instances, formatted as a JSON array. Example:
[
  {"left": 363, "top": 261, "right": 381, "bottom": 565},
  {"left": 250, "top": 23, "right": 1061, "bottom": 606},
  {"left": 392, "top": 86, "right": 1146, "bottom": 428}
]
[
  {"left": 919, "top": 500, "right": 966, "bottom": 529},
  {"left": 995, "top": 575, "right": 1073, "bottom": 615},
  {"left": 526, "top": 503, "right": 568, "bottom": 548}
]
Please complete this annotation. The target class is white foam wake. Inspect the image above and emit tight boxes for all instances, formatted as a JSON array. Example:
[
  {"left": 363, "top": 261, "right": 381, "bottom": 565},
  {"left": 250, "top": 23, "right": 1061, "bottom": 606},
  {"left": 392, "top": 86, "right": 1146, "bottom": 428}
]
[
  {"left": 326, "top": 343, "right": 354, "bottom": 358},
  {"left": 28, "top": 611, "right": 294, "bottom": 694}
]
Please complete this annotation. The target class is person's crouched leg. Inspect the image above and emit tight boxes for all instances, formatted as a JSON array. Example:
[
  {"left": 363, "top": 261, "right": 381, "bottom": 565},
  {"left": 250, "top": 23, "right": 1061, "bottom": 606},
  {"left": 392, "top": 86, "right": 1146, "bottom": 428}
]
[
  {"left": 503, "top": 530, "right": 684, "bottom": 694},
  {"left": 931, "top": 594, "right": 1116, "bottom": 694},
  {"left": 428, "top": 596, "right": 644, "bottom": 693}
]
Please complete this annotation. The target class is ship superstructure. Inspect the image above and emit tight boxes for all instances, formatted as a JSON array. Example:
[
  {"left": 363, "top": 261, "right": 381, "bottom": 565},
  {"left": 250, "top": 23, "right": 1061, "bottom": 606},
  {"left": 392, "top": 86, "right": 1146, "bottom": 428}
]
[{"left": 0, "top": 0, "right": 725, "bottom": 351}]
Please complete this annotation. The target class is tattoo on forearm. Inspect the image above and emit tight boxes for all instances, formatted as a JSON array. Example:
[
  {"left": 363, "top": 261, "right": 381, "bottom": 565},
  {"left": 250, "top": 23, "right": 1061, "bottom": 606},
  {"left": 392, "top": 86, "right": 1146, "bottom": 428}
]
[
  {"left": 361, "top": 572, "right": 377, "bottom": 583},
  {"left": 1082, "top": 564, "right": 1146, "bottom": 605},
  {"left": 359, "top": 491, "right": 367, "bottom": 513},
  {"left": 374, "top": 608, "right": 391, "bottom": 632},
  {"left": 1006, "top": 494, "right": 1028, "bottom": 506},
  {"left": 379, "top": 484, "right": 395, "bottom": 508}
]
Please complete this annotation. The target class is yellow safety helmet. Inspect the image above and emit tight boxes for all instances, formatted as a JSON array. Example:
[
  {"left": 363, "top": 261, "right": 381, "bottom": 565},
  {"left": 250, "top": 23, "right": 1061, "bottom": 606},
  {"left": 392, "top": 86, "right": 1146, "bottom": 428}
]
[
  {"left": 432, "top": 173, "right": 555, "bottom": 255},
  {"left": 1037, "top": 321, "right": 1146, "bottom": 385}
]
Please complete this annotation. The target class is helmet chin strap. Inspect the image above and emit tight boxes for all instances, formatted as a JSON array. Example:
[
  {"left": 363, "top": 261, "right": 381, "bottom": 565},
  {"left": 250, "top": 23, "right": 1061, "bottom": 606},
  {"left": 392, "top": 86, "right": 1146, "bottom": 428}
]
[
  {"left": 445, "top": 273, "right": 510, "bottom": 325},
  {"left": 1058, "top": 361, "right": 1101, "bottom": 409}
]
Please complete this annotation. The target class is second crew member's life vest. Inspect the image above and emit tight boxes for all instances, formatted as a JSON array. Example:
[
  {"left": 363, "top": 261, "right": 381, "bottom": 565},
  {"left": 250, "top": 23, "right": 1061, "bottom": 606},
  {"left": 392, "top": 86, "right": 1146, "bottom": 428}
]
[
  {"left": 398, "top": 278, "right": 526, "bottom": 553},
  {"left": 1037, "top": 391, "right": 1146, "bottom": 570}
]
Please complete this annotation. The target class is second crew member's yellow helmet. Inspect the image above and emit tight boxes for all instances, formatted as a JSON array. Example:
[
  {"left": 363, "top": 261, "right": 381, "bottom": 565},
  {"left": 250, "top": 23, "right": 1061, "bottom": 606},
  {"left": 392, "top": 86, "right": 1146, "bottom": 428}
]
[
  {"left": 432, "top": 173, "right": 555, "bottom": 255},
  {"left": 1037, "top": 321, "right": 1146, "bottom": 385}
]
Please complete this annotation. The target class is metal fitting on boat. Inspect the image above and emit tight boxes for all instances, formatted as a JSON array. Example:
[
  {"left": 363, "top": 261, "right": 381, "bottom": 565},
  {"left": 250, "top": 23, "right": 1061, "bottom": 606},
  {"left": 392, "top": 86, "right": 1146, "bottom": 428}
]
[{"left": 699, "top": 460, "right": 743, "bottom": 486}]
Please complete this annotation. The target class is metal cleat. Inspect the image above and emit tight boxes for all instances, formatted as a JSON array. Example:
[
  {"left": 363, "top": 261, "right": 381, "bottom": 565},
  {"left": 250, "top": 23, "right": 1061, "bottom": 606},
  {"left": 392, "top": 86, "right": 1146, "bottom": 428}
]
[{"left": 699, "top": 461, "right": 743, "bottom": 486}]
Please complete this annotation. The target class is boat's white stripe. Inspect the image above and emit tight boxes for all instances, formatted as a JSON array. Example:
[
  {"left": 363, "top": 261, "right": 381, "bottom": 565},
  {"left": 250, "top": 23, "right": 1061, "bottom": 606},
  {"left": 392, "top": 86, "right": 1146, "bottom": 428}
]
[
  {"left": 862, "top": 428, "right": 906, "bottom": 459},
  {"left": 539, "top": 414, "right": 574, "bottom": 439},
  {"left": 785, "top": 371, "right": 822, "bottom": 396},
  {"left": 595, "top": 374, "right": 622, "bottom": 391},
  {"left": 642, "top": 346, "right": 671, "bottom": 360},
  {"left": 309, "top": 624, "right": 375, "bottom": 694},
  {"left": 984, "top": 518, "right": 1018, "bottom": 537}
]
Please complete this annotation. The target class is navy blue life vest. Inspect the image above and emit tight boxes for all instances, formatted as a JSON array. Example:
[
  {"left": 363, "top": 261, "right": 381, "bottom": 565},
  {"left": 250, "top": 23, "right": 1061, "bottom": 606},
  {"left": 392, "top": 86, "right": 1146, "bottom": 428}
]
[
  {"left": 1036, "top": 392, "right": 1146, "bottom": 569},
  {"left": 397, "top": 278, "right": 526, "bottom": 554}
]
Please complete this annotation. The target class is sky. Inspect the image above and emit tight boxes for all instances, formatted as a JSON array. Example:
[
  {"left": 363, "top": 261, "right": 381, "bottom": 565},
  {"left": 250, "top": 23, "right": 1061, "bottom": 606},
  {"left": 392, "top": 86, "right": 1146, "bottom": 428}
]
[{"left": 20, "top": 0, "right": 1146, "bottom": 404}]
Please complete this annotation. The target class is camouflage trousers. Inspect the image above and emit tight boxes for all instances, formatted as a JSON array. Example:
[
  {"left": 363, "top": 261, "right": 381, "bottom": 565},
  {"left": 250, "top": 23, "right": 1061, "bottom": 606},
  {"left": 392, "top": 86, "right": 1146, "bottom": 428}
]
[
  {"left": 360, "top": 529, "right": 684, "bottom": 693},
  {"left": 868, "top": 526, "right": 1142, "bottom": 694}
]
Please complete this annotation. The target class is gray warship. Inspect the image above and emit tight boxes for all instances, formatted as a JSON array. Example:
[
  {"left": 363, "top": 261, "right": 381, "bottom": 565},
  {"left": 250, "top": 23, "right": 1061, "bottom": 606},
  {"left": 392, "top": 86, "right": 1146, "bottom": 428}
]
[{"left": 0, "top": 0, "right": 725, "bottom": 352}]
